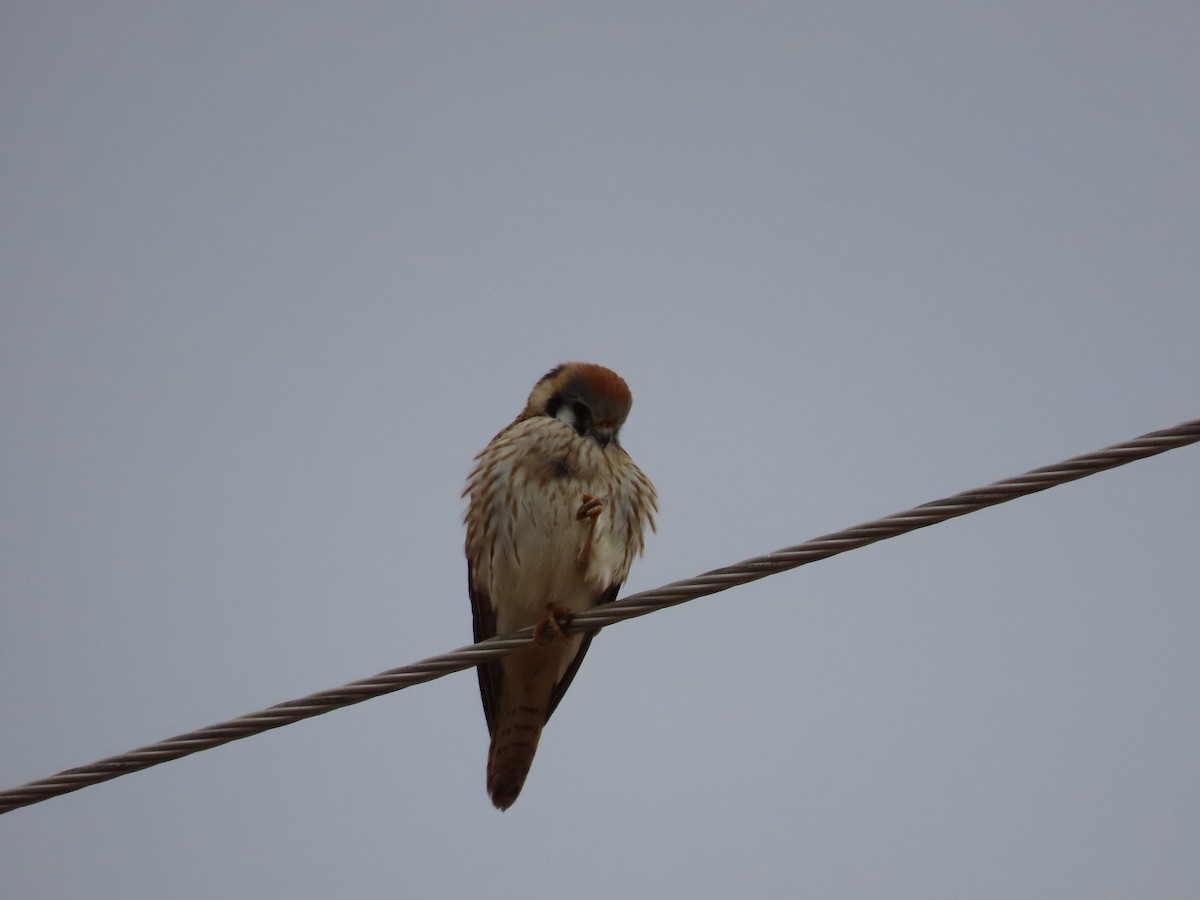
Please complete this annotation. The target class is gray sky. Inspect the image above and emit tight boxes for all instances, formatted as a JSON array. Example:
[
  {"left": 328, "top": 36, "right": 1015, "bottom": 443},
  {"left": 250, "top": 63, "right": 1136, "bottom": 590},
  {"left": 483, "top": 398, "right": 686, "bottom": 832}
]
[{"left": 2, "top": 4, "right": 1198, "bottom": 897}]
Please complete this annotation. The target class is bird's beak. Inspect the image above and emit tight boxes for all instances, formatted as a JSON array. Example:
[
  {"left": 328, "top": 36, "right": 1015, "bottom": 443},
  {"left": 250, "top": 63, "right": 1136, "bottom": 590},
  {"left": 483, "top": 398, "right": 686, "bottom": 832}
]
[{"left": 589, "top": 426, "right": 615, "bottom": 448}]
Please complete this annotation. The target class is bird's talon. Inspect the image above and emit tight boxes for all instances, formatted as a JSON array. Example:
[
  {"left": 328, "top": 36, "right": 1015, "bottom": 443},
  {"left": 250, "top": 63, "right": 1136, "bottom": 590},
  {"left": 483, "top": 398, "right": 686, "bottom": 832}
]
[
  {"left": 532, "top": 603, "right": 574, "bottom": 645},
  {"left": 576, "top": 493, "right": 604, "bottom": 520}
]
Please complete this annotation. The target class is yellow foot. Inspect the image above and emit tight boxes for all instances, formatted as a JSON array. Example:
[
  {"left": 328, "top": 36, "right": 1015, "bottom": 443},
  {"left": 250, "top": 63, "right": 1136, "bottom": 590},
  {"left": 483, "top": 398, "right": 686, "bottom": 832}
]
[
  {"left": 532, "top": 603, "right": 574, "bottom": 645},
  {"left": 576, "top": 493, "right": 604, "bottom": 520}
]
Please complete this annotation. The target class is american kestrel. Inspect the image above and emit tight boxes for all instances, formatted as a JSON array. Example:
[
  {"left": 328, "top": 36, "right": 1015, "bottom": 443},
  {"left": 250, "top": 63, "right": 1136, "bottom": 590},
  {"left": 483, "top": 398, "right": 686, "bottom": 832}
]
[{"left": 463, "top": 363, "right": 657, "bottom": 810}]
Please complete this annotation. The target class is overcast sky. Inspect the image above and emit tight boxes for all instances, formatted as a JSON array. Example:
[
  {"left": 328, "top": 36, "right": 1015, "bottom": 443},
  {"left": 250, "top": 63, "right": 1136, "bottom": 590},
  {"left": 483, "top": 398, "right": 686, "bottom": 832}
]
[{"left": 2, "top": 4, "right": 1198, "bottom": 898}]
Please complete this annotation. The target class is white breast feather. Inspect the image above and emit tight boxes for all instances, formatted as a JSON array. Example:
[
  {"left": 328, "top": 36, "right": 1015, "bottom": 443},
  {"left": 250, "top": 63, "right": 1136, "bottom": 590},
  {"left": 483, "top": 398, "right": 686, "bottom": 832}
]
[{"left": 465, "top": 417, "right": 653, "bottom": 636}]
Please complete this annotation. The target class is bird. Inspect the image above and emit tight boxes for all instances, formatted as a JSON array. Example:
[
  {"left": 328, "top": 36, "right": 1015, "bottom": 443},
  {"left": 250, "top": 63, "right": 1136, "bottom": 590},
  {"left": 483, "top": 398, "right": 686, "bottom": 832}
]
[{"left": 463, "top": 362, "right": 657, "bottom": 810}]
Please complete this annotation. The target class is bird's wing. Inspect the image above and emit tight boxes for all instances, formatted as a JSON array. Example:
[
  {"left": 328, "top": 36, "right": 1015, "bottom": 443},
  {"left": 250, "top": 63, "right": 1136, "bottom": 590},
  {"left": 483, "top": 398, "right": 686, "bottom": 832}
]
[
  {"left": 546, "top": 581, "right": 621, "bottom": 722},
  {"left": 468, "top": 573, "right": 502, "bottom": 736}
]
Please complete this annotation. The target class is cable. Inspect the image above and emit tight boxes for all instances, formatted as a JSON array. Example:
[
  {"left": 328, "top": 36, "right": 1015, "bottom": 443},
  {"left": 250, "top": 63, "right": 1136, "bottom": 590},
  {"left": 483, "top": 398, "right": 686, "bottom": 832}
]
[{"left": 1, "top": 417, "right": 1196, "bottom": 815}]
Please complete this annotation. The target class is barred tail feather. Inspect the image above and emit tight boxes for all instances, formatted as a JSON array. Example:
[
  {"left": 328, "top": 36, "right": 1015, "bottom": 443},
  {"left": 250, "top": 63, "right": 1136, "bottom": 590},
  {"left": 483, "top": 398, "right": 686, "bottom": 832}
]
[{"left": 486, "top": 697, "right": 548, "bottom": 810}]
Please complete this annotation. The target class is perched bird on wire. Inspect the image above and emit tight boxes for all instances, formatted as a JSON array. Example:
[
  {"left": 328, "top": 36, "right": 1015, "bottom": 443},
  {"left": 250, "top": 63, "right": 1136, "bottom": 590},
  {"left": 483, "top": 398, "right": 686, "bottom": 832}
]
[{"left": 463, "top": 363, "right": 657, "bottom": 810}]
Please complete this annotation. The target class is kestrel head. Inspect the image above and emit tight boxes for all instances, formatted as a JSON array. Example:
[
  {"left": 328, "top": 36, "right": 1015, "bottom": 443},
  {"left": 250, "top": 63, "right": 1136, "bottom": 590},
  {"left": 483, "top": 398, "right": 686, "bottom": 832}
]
[{"left": 522, "top": 362, "right": 634, "bottom": 449}]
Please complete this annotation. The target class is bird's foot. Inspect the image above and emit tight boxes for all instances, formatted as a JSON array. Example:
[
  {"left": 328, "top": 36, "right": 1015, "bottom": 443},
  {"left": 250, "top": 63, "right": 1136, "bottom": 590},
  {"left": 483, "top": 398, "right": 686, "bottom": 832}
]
[
  {"left": 576, "top": 493, "right": 604, "bottom": 520},
  {"left": 532, "top": 603, "right": 574, "bottom": 645}
]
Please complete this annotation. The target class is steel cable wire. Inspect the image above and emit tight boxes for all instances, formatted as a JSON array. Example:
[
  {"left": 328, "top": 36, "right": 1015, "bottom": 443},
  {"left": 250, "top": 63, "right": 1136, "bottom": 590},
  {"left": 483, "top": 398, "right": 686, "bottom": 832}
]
[{"left": 1, "top": 417, "right": 1196, "bottom": 815}]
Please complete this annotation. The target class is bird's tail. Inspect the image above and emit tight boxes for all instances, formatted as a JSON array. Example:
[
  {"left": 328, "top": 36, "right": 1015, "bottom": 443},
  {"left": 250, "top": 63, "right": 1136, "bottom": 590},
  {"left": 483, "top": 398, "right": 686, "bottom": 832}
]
[{"left": 486, "top": 688, "right": 549, "bottom": 810}]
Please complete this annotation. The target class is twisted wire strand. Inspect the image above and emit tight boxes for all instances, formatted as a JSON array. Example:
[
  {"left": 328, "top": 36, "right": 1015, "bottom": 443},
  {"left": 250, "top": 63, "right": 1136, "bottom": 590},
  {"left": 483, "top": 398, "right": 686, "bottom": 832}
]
[{"left": 2, "top": 417, "right": 1196, "bottom": 815}]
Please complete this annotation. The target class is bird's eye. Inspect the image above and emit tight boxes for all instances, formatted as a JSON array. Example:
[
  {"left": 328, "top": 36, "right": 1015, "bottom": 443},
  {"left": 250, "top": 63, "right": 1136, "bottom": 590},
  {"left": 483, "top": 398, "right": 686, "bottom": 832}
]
[{"left": 571, "top": 401, "right": 591, "bottom": 427}]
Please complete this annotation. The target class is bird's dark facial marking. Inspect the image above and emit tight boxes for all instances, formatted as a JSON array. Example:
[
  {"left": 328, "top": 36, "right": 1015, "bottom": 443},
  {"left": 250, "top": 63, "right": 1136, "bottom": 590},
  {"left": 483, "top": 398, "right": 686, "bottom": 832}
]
[
  {"left": 570, "top": 401, "right": 591, "bottom": 437},
  {"left": 546, "top": 393, "right": 594, "bottom": 439}
]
